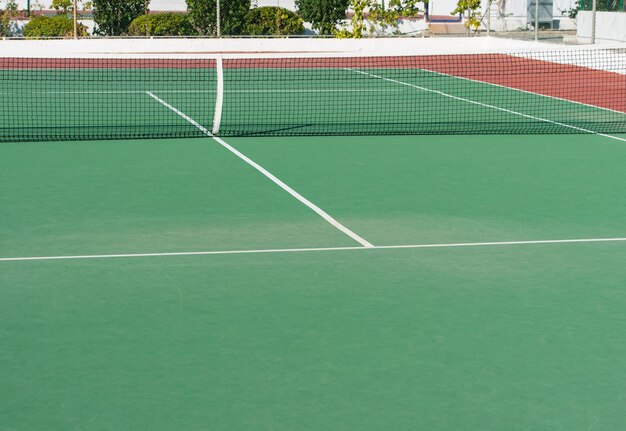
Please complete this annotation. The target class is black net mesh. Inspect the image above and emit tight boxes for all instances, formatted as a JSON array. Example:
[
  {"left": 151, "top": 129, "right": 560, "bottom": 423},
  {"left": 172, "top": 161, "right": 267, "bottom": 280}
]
[{"left": 1, "top": 49, "right": 625, "bottom": 142}]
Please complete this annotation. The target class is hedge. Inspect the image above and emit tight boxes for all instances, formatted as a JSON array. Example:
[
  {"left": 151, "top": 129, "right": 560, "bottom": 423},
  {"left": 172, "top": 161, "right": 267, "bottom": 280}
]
[
  {"left": 24, "top": 15, "right": 88, "bottom": 38},
  {"left": 244, "top": 6, "right": 305, "bottom": 36},
  {"left": 128, "top": 13, "right": 197, "bottom": 37}
]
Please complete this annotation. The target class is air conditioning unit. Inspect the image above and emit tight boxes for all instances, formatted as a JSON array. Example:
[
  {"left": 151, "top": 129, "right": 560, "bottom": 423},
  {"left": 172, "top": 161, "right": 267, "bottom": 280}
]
[{"left": 528, "top": 0, "right": 554, "bottom": 28}]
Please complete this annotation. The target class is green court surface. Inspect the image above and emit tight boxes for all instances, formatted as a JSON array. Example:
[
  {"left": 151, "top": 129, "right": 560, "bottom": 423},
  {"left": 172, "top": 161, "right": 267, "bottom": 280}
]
[
  {"left": 2, "top": 129, "right": 626, "bottom": 430},
  {"left": 2, "top": 52, "right": 626, "bottom": 430}
]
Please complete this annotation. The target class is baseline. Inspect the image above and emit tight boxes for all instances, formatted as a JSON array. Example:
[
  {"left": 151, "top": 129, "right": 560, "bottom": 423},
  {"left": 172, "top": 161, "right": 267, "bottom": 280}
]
[{"left": 32, "top": 89, "right": 405, "bottom": 95}]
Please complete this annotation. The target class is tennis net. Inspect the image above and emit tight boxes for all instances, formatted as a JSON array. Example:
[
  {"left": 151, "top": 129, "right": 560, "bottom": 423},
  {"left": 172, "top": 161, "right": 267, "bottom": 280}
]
[{"left": 1, "top": 49, "right": 625, "bottom": 142}]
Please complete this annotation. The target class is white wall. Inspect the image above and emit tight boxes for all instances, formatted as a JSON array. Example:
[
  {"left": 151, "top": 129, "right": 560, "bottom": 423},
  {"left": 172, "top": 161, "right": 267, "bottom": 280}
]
[
  {"left": 0, "top": 36, "right": 555, "bottom": 57},
  {"left": 577, "top": 11, "right": 626, "bottom": 43}
]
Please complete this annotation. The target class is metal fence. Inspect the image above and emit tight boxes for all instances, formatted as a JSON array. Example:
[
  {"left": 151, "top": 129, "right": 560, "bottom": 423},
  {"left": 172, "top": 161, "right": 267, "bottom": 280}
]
[
  {"left": 3, "top": 0, "right": 434, "bottom": 39},
  {"left": 9, "top": 0, "right": 316, "bottom": 36},
  {"left": 4, "top": 0, "right": 619, "bottom": 41},
  {"left": 6, "top": 0, "right": 308, "bottom": 37}
]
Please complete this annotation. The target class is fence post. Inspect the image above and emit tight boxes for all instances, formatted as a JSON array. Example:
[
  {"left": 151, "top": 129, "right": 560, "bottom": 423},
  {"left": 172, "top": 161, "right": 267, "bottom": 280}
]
[
  {"left": 73, "top": 0, "right": 78, "bottom": 38},
  {"left": 467, "top": 1, "right": 471, "bottom": 36},
  {"left": 487, "top": 0, "right": 491, "bottom": 35},
  {"left": 145, "top": 0, "right": 149, "bottom": 37},
  {"left": 534, "top": 0, "right": 539, "bottom": 41},
  {"left": 216, "top": 0, "right": 221, "bottom": 37},
  {"left": 591, "top": 0, "right": 596, "bottom": 44}
]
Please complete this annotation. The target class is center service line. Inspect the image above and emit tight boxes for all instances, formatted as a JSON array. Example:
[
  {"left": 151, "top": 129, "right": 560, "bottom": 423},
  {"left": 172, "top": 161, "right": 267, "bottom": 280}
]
[{"left": 145, "top": 91, "right": 374, "bottom": 248}]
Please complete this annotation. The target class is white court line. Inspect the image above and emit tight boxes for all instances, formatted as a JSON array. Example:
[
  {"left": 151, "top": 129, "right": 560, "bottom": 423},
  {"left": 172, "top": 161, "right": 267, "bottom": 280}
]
[
  {"left": 2, "top": 237, "right": 625, "bottom": 262},
  {"left": 145, "top": 91, "right": 374, "bottom": 249},
  {"left": 24, "top": 88, "right": 405, "bottom": 95},
  {"left": 345, "top": 68, "right": 626, "bottom": 143}
]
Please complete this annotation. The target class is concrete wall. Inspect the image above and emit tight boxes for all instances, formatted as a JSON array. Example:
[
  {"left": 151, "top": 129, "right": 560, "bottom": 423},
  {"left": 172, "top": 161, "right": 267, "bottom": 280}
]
[
  {"left": 577, "top": 11, "right": 626, "bottom": 43},
  {"left": 0, "top": 36, "right": 556, "bottom": 57}
]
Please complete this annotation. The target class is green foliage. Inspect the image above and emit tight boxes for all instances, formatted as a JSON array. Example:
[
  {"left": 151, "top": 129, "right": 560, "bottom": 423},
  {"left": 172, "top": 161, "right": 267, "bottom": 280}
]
[
  {"left": 23, "top": 15, "right": 88, "bottom": 38},
  {"left": 0, "top": 0, "right": 19, "bottom": 37},
  {"left": 337, "top": 0, "right": 422, "bottom": 38},
  {"left": 336, "top": 0, "right": 367, "bottom": 37},
  {"left": 377, "top": 0, "right": 422, "bottom": 20},
  {"left": 127, "top": 13, "right": 197, "bottom": 36},
  {"left": 577, "top": 0, "right": 624, "bottom": 11},
  {"left": 185, "top": 0, "right": 250, "bottom": 36},
  {"left": 244, "top": 6, "right": 304, "bottom": 36},
  {"left": 451, "top": 0, "right": 482, "bottom": 29},
  {"left": 92, "top": 0, "right": 146, "bottom": 36},
  {"left": 295, "top": 0, "right": 350, "bottom": 35}
]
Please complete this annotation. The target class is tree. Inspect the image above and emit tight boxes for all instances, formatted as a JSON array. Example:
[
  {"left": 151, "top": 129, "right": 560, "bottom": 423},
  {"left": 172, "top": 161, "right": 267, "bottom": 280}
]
[
  {"left": 92, "top": 0, "right": 146, "bottom": 36},
  {"left": 51, "top": 0, "right": 91, "bottom": 18},
  {"left": 51, "top": 0, "right": 74, "bottom": 15},
  {"left": 295, "top": 0, "right": 350, "bottom": 35},
  {"left": 0, "top": 0, "right": 19, "bottom": 37},
  {"left": 186, "top": 0, "right": 251, "bottom": 36},
  {"left": 451, "top": 0, "right": 482, "bottom": 30}
]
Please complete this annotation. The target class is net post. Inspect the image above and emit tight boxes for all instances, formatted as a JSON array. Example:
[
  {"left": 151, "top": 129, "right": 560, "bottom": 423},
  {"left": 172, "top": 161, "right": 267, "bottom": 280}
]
[
  {"left": 212, "top": 56, "right": 224, "bottom": 136},
  {"left": 534, "top": 0, "right": 539, "bottom": 41},
  {"left": 73, "top": 0, "right": 78, "bottom": 39},
  {"left": 591, "top": 0, "right": 596, "bottom": 44}
]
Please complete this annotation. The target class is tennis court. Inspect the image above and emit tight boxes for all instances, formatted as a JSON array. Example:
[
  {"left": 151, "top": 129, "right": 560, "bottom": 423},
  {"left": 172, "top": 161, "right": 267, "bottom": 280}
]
[{"left": 2, "top": 45, "right": 626, "bottom": 430}]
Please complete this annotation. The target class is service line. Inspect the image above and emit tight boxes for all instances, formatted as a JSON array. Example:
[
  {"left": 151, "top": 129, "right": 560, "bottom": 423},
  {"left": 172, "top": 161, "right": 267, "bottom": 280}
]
[{"left": 2, "top": 237, "right": 626, "bottom": 262}]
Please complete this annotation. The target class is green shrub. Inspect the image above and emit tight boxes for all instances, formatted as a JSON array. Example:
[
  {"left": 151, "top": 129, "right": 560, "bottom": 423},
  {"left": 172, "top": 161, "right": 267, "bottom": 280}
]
[
  {"left": 186, "top": 0, "right": 250, "bottom": 36},
  {"left": 24, "top": 15, "right": 88, "bottom": 38},
  {"left": 244, "top": 6, "right": 304, "bottom": 36},
  {"left": 128, "top": 13, "right": 197, "bottom": 37}
]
